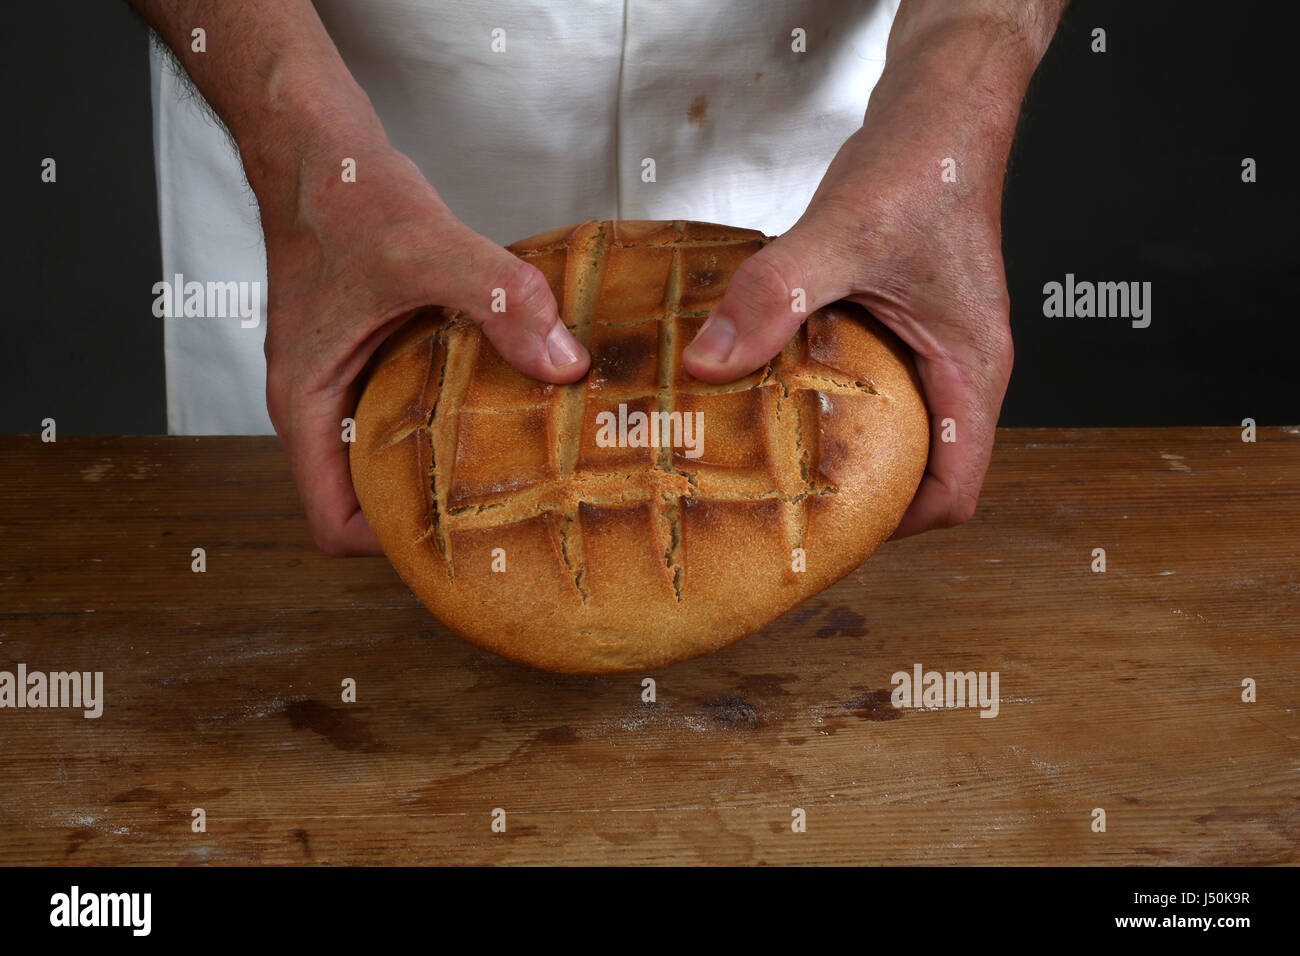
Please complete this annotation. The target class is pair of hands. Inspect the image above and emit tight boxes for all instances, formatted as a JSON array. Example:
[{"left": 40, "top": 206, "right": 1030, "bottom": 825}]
[
  {"left": 265, "top": 134, "right": 1012, "bottom": 556},
  {"left": 263, "top": 32, "right": 1024, "bottom": 557}
]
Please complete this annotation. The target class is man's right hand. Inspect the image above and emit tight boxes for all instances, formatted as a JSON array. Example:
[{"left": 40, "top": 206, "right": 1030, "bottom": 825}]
[
  {"left": 259, "top": 136, "right": 589, "bottom": 556},
  {"left": 129, "top": 0, "right": 588, "bottom": 555}
]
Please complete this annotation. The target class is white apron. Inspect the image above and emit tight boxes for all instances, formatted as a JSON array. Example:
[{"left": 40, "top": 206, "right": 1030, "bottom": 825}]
[{"left": 151, "top": 0, "right": 898, "bottom": 434}]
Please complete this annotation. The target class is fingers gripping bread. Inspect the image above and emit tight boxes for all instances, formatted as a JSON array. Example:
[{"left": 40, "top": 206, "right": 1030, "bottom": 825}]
[{"left": 350, "top": 220, "right": 929, "bottom": 673}]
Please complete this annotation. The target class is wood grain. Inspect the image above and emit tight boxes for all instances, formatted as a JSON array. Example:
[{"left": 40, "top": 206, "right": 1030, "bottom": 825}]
[{"left": 0, "top": 429, "right": 1296, "bottom": 865}]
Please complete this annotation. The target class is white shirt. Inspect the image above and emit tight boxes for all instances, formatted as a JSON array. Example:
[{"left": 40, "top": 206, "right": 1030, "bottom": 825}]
[{"left": 150, "top": 0, "right": 898, "bottom": 434}]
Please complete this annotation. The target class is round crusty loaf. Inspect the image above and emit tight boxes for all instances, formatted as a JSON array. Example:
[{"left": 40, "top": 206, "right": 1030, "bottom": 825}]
[{"left": 350, "top": 220, "right": 928, "bottom": 673}]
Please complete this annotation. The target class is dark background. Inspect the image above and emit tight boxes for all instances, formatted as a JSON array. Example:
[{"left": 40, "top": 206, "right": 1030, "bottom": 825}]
[{"left": 2, "top": 0, "right": 1296, "bottom": 434}]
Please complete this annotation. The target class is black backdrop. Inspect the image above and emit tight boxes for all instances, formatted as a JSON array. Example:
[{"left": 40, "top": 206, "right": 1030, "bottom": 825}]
[
  {"left": 1001, "top": 1, "right": 1298, "bottom": 426},
  {"left": 2, "top": 0, "right": 1297, "bottom": 433}
]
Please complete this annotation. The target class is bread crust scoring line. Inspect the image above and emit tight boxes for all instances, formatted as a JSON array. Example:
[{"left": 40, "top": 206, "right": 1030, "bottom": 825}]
[{"left": 399, "top": 221, "right": 884, "bottom": 605}]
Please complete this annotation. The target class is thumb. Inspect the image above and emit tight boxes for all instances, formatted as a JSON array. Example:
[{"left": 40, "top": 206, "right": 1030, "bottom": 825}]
[
  {"left": 425, "top": 225, "right": 589, "bottom": 384},
  {"left": 681, "top": 229, "right": 846, "bottom": 383}
]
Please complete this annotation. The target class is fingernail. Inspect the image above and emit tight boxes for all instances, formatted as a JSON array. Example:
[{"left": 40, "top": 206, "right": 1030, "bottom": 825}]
[
  {"left": 546, "top": 321, "right": 582, "bottom": 368},
  {"left": 685, "top": 314, "right": 736, "bottom": 364}
]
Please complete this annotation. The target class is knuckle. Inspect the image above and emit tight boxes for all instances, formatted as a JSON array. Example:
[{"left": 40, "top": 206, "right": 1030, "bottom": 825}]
[
  {"left": 374, "top": 229, "right": 420, "bottom": 277},
  {"left": 995, "top": 332, "right": 1014, "bottom": 377},
  {"left": 311, "top": 526, "right": 351, "bottom": 558},
  {"left": 264, "top": 371, "right": 289, "bottom": 432},
  {"left": 985, "top": 319, "right": 1014, "bottom": 369},
  {"left": 947, "top": 490, "right": 980, "bottom": 527},
  {"left": 735, "top": 252, "right": 796, "bottom": 311},
  {"left": 492, "top": 258, "right": 551, "bottom": 318},
  {"left": 962, "top": 305, "right": 1014, "bottom": 385}
]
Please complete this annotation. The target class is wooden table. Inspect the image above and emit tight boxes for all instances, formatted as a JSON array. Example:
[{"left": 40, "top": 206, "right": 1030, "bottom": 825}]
[{"left": 0, "top": 429, "right": 1295, "bottom": 865}]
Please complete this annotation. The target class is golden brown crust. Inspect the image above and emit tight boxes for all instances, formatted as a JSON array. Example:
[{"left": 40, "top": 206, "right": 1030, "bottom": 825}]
[{"left": 350, "top": 220, "right": 929, "bottom": 673}]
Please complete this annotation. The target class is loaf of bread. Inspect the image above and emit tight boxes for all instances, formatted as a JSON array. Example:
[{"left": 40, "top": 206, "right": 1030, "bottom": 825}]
[{"left": 350, "top": 220, "right": 928, "bottom": 673}]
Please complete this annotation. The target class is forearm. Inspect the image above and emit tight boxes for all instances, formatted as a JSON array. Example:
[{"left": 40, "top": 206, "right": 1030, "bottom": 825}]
[
  {"left": 860, "top": 0, "right": 1069, "bottom": 210},
  {"left": 127, "top": 0, "right": 384, "bottom": 199}
]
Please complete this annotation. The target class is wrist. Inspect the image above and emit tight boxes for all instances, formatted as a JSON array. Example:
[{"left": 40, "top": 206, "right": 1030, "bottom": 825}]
[
  {"left": 860, "top": 14, "right": 1049, "bottom": 213},
  {"left": 878, "top": 16, "right": 1038, "bottom": 132},
  {"left": 235, "top": 61, "right": 388, "bottom": 210},
  {"left": 131, "top": 0, "right": 389, "bottom": 211}
]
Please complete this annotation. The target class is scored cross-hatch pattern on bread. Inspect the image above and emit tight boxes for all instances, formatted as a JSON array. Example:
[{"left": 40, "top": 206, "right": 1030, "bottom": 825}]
[{"left": 351, "top": 220, "right": 929, "bottom": 673}]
